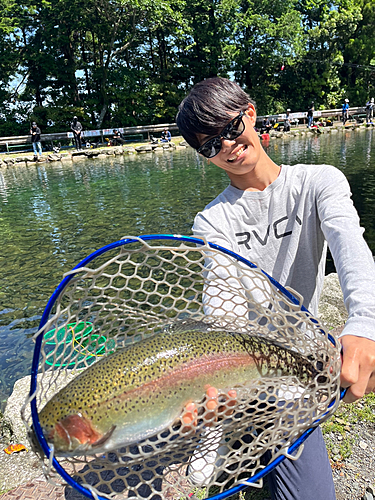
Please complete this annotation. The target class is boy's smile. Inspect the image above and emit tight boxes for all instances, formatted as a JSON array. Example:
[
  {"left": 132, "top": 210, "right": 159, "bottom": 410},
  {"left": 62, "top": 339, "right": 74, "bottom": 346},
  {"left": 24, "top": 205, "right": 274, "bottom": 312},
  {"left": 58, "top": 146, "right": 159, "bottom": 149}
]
[{"left": 227, "top": 144, "right": 248, "bottom": 162}]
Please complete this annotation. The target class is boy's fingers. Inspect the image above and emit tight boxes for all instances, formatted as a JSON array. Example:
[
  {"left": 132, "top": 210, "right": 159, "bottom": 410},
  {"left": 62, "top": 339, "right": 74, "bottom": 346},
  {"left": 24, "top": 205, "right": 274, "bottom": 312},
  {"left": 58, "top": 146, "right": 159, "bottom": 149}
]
[
  {"left": 181, "top": 402, "right": 198, "bottom": 432},
  {"left": 180, "top": 387, "right": 238, "bottom": 431},
  {"left": 340, "top": 335, "right": 375, "bottom": 402},
  {"left": 204, "top": 386, "right": 219, "bottom": 424}
]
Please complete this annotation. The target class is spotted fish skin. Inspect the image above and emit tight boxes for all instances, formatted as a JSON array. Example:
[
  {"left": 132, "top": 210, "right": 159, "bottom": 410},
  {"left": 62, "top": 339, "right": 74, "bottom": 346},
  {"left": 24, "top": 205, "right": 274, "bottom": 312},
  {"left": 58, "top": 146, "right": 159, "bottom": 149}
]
[{"left": 38, "top": 326, "right": 320, "bottom": 456}]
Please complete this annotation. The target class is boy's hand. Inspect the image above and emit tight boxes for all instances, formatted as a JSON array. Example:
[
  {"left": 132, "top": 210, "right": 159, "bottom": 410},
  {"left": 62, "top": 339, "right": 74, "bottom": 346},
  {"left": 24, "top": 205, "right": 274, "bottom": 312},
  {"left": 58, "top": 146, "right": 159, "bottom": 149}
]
[
  {"left": 340, "top": 335, "right": 375, "bottom": 403},
  {"left": 180, "top": 386, "right": 237, "bottom": 433}
]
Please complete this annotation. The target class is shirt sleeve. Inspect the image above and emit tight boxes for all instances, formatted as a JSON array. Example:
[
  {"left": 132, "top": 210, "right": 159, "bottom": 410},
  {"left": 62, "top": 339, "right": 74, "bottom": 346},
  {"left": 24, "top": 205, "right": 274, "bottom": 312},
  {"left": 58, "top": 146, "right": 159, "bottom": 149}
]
[{"left": 316, "top": 165, "right": 375, "bottom": 341}]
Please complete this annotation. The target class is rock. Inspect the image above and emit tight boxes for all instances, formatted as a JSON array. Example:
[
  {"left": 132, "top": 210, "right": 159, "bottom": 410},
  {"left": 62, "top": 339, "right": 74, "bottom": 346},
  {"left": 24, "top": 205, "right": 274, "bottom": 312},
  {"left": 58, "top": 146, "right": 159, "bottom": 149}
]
[
  {"left": 84, "top": 150, "right": 100, "bottom": 158},
  {"left": 1, "top": 377, "right": 43, "bottom": 493},
  {"left": 135, "top": 145, "right": 152, "bottom": 153},
  {"left": 179, "top": 140, "right": 189, "bottom": 146},
  {"left": 124, "top": 147, "right": 136, "bottom": 154},
  {"left": 318, "top": 273, "right": 347, "bottom": 329},
  {"left": 1, "top": 371, "right": 79, "bottom": 494},
  {"left": 47, "top": 154, "right": 61, "bottom": 162},
  {"left": 359, "top": 441, "right": 368, "bottom": 450}
]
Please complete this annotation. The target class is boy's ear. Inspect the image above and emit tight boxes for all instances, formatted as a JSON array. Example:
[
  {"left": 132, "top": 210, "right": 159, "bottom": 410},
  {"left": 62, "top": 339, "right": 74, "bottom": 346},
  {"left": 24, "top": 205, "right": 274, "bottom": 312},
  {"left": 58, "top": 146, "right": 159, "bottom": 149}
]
[{"left": 245, "top": 103, "right": 257, "bottom": 126}]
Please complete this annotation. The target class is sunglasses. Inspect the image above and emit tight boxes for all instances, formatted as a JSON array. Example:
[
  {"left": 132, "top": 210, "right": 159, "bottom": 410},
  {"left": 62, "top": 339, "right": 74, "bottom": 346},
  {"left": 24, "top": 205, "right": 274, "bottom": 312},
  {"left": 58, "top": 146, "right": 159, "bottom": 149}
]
[{"left": 197, "top": 111, "right": 246, "bottom": 159}]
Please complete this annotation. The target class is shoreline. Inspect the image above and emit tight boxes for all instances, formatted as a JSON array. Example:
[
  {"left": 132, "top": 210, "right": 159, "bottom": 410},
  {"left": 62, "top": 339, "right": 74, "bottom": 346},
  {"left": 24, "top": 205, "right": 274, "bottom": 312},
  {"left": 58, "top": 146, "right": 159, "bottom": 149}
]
[{"left": 0, "top": 123, "right": 373, "bottom": 168}]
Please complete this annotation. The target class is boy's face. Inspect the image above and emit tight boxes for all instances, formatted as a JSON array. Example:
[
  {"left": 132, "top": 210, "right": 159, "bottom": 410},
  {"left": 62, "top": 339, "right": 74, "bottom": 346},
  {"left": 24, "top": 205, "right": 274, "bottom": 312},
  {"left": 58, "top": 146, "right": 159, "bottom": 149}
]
[{"left": 197, "top": 104, "right": 261, "bottom": 177}]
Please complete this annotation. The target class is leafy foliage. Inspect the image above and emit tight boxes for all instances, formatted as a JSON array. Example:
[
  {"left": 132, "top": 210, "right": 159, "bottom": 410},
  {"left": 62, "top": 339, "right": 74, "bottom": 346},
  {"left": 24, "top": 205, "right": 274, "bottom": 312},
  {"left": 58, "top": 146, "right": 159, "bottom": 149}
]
[{"left": 0, "top": 0, "right": 373, "bottom": 134}]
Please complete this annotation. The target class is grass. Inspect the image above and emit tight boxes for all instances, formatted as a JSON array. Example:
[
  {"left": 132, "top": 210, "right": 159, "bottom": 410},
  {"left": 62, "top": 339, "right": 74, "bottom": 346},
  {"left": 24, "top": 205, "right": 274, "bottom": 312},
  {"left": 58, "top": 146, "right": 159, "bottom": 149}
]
[{"left": 322, "top": 392, "right": 375, "bottom": 463}]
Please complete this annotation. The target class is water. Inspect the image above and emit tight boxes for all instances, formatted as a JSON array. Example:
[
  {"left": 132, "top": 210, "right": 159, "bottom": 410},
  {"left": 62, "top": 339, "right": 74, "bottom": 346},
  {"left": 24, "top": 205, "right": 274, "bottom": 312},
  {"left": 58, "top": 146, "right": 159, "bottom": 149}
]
[{"left": 0, "top": 129, "right": 374, "bottom": 408}]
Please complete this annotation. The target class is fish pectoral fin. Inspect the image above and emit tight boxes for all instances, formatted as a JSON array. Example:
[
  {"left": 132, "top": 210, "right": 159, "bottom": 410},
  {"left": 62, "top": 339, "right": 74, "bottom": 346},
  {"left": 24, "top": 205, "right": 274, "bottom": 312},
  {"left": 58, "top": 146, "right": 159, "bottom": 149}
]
[{"left": 92, "top": 425, "right": 116, "bottom": 448}]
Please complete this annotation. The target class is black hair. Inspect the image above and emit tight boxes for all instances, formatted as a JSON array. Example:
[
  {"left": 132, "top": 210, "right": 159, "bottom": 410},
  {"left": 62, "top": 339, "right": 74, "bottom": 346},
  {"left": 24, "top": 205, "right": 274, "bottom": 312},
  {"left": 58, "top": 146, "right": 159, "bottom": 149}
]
[{"left": 176, "top": 77, "right": 255, "bottom": 150}]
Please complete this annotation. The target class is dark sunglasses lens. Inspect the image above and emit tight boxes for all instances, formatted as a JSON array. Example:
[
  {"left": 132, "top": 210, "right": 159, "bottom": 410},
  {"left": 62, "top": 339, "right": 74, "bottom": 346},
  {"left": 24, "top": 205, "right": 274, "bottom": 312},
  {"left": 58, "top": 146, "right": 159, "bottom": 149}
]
[
  {"left": 198, "top": 112, "right": 245, "bottom": 158},
  {"left": 199, "top": 137, "right": 221, "bottom": 158},
  {"left": 223, "top": 114, "right": 245, "bottom": 139}
]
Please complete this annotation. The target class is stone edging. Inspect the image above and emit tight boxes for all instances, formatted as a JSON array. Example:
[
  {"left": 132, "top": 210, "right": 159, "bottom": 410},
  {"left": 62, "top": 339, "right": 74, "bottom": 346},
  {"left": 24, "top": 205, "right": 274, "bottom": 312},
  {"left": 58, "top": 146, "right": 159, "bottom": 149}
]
[{"left": 0, "top": 141, "right": 188, "bottom": 168}]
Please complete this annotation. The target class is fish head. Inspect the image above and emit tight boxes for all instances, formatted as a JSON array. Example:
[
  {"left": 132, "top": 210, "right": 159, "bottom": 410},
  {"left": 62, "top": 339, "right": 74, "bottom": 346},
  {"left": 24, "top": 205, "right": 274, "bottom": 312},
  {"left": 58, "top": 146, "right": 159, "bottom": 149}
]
[{"left": 42, "top": 413, "right": 112, "bottom": 456}]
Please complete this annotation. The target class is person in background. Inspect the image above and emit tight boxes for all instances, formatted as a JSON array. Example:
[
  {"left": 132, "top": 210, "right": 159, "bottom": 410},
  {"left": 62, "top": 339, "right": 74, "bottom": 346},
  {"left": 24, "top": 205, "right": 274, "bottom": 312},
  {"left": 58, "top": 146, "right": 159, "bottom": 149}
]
[
  {"left": 71, "top": 116, "right": 83, "bottom": 150},
  {"left": 112, "top": 129, "right": 126, "bottom": 146},
  {"left": 342, "top": 99, "right": 350, "bottom": 124},
  {"left": 30, "top": 122, "right": 42, "bottom": 159},
  {"left": 161, "top": 128, "right": 172, "bottom": 142},
  {"left": 283, "top": 109, "right": 291, "bottom": 132},
  {"left": 261, "top": 116, "right": 271, "bottom": 134},
  {"left": 365, "top": 97, "right": 374, "bottom": 124},
  {"left": 307, "top": 101, "right": 314, "bottom": 128}
]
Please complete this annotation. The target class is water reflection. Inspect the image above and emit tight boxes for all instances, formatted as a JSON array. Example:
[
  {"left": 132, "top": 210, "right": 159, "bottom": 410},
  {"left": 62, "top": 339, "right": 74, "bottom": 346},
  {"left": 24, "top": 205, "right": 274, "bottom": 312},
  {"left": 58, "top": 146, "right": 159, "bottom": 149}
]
[{"left": 0, "top": 131, "right": 374, "bottom": 407}]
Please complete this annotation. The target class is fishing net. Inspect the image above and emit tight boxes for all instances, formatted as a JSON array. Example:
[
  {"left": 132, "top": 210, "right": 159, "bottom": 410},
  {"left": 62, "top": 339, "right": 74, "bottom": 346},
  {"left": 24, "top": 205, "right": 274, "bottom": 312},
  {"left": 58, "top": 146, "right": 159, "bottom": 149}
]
[{"left": 23, "top": 235, "right": 342, "bottom": 500}]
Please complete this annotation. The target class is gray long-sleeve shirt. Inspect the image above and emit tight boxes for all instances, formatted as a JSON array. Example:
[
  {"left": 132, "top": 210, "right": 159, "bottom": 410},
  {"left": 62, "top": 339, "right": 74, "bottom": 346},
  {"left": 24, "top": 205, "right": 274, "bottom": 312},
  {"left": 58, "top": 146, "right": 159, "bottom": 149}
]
[{"left": 193, "top": 163, "right": 375, "bottom": 341}]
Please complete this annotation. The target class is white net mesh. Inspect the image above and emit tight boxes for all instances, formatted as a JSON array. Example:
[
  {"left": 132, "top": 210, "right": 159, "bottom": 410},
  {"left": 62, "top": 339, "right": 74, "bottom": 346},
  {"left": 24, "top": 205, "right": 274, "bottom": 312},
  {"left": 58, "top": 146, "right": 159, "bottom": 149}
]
[{"left": 23, "top": 236, "right": 341, "bottom": 500}]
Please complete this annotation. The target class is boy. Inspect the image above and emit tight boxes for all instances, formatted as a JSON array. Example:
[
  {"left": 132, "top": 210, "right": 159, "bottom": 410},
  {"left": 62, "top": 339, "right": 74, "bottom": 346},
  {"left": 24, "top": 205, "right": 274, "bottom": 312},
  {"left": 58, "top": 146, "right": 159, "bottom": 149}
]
[{"left": 176, "top": 77, "right": 375, "bottom": 500}]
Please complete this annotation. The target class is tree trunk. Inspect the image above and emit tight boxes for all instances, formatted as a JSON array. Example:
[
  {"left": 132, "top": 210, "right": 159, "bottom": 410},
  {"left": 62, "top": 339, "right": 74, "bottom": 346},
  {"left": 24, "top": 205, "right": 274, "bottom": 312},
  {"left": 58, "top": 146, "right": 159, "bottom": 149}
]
[{"left": 97, "top": 103, "right": 108, "bottom": 128}]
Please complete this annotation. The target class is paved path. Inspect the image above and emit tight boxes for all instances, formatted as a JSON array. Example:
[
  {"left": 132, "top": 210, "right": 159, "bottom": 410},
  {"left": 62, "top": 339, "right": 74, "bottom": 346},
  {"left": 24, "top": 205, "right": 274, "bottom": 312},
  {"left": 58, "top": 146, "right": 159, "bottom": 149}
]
[
  {"left": 0, "top": 479, "right": 65, "bottom": 500},
  {"left": 0, "top": 478, "right": 88, "bottom": 500}
]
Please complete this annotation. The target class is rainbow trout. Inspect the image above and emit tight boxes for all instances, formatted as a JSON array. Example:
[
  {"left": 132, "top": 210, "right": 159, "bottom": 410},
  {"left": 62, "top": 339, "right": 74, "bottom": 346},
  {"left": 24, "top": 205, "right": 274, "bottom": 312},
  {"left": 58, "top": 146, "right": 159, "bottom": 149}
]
[{"left": 38, "top": 321, "right": 323, "bottom": 456}]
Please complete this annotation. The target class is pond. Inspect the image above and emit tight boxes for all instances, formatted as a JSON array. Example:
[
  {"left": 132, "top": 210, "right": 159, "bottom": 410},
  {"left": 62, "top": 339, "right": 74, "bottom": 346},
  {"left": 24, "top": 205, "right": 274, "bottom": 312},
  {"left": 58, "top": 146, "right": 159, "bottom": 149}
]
[{"left": 0, "top": 128, "right": 374, "bottom": 409}]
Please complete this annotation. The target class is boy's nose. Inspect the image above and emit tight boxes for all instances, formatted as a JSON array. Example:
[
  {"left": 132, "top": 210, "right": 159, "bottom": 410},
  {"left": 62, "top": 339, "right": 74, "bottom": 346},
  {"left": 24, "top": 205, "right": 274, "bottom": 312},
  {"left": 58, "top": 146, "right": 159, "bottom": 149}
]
[{"left": 221, "top": 137, "right": 236, "bottom": 150}]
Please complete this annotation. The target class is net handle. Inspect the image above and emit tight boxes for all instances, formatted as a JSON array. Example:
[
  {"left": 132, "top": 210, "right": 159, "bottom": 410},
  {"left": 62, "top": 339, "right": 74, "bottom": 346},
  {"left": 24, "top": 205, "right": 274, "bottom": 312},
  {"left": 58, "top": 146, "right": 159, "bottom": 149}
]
[{"left": 29, "top": 233, "right": 342, "bottom": 500}]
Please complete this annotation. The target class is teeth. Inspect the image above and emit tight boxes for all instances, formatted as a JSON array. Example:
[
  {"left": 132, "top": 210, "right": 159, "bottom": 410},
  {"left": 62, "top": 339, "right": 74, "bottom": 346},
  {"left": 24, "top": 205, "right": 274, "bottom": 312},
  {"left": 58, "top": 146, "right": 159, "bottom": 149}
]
[{"left": 229, "top": 146, "right": 245, "bottom": 161}]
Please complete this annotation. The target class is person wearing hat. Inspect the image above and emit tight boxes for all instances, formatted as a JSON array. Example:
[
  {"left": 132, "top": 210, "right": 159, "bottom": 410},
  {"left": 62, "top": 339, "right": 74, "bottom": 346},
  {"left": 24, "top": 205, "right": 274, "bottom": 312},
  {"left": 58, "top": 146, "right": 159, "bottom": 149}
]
[
  {"left": 342, "top": 98, "right": 349, "bottom": 124},
  {"left": 71, "top": 116, "right": 83, "bottom": 150},
  {"left": 365, "top": 97, "right": 374, "bottom": 124},
  {"left": 30, "top": 122, "right": 42, "bottom": 159},
  {"left": 283, "top": 109, "right": 291, "bottom": 132},
  {"left": 112, "top": 129, "right": 126, "bottom": 146}
]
